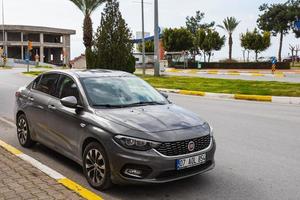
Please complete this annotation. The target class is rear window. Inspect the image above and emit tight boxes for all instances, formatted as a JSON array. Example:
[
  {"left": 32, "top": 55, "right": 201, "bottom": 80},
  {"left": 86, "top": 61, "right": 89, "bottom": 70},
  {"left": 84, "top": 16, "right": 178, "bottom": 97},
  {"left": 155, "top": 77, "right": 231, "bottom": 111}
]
[{"left": 35, "top": 74, "right": 60, "bottom": 96}]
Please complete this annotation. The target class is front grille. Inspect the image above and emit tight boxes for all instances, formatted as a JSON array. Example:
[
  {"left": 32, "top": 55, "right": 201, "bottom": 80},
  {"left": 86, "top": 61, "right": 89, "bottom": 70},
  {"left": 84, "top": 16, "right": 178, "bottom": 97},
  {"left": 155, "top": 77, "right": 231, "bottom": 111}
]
[{"left": 155, "top": 135, "right": 211, "bottom": 156}]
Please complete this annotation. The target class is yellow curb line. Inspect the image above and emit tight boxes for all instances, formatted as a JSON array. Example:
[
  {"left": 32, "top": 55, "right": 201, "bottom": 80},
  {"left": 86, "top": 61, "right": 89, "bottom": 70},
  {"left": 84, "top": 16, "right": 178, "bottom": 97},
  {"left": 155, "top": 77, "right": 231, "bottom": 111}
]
[
  {"left": 21, "top": 73, "right": 38, "bottom": 77},
  {"left": 0, "top": 139, "right": 103, "bottom": 200},
  {"left": 227, "top": 72, "right": 240, "bottom": 76},
  {"left": 179, "top": 90, "right": 206, "bottom": 96},
  {"left": 159, "top": 88, "right": 277, "bottom": 103},
  {"left": 207, "top": 71, "right": 218, "bottom": 74},
  {"left": 0, "top": 140, "right": 23, "bottom": 155},
  {"left": 58, "top": 178, "right": 103, "bottom": 200},
  {"left": 234, "top": 94, "right": 272, "bottom": 102},
  {"left": 251, "top": 73, "right": 265, "bottom": 77},
  {"left": 187, "top": 69, "right": 198, "bottom": 74}
]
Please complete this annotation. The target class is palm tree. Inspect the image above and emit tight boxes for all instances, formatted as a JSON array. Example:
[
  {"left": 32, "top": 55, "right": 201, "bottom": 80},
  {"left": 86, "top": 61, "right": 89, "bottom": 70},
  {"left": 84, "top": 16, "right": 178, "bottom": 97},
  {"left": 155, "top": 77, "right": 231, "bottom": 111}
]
[
  {"left": 218, "top": 17, "right": 240, "bottom": 61},
  {"left": 69, "top": 0, "right": 106, "bottom": 67}
]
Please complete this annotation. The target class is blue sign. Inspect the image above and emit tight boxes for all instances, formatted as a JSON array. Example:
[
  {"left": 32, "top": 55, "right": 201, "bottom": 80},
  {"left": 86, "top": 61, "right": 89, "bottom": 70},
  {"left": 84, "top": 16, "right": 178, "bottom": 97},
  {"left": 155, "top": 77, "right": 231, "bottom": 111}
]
[
  {"left": 25, "top": 52, "right": 30, "bottom": 62},
  {"left": 271, "top": 57, "right": 277, "bottom": 65},
  {"left": 295, "top": 20, "right": 300, "bottom": 30}
]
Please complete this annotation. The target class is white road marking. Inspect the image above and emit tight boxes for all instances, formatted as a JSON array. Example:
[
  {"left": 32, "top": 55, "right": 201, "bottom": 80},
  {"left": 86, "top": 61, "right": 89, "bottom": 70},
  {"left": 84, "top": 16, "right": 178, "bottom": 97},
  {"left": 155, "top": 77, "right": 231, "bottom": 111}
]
[
  {"left": 18, "top": 154, "right": 65, "bottom": 180},
  {"left": 0, "top": 117, "right": 16, "bottom": 127}
]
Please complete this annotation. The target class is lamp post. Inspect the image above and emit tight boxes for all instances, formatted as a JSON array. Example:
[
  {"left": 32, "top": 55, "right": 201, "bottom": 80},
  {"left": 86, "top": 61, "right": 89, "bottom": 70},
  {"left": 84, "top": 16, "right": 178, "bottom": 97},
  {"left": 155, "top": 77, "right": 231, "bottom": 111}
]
[
  {"left": 154, "top": 0, "right": 160, "bottom": 76},
  {"left": 141, "top": 0, "right": 146, "bottom": 75},
  {"left": 1, "top": 0, "right": 6, "bottom": 67}
]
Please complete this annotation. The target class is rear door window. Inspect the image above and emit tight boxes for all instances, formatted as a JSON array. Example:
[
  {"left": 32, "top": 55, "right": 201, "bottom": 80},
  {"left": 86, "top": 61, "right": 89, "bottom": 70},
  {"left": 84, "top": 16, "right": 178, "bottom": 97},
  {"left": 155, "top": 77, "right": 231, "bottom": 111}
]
[{"left": 36, "top": 73, "right": 60, "bottom": 96}]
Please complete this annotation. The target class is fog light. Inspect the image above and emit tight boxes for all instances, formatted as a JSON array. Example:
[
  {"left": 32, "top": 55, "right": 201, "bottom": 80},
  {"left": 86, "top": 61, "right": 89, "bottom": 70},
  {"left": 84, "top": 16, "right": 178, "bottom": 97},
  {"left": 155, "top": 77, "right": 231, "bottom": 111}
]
[{"left": 124, "top": 168, "right": 143, "bottom": 178}]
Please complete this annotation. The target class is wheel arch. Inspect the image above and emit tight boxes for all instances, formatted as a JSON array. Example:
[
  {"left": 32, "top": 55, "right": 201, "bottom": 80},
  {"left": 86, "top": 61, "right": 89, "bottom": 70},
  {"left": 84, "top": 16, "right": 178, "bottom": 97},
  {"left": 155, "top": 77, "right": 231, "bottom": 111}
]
[{"left": 81, "top": 137, "right": 103, "bottom": 157}]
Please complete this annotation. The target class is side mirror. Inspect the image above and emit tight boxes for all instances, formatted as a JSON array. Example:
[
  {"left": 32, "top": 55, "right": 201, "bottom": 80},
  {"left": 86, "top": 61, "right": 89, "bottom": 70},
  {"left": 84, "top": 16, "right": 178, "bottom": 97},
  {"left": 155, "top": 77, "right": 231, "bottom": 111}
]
[
  {"left": 160, "top": 92, "right": 169, "bottom": 99},
  {"left": 60, "top": 96, "right": 78, "bottom": 109}
]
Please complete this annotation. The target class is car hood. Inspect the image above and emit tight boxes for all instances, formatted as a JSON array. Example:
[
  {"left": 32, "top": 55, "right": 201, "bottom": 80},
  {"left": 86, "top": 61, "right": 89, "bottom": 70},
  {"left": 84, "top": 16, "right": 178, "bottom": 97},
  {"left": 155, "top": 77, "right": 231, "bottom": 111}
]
[{"left": 95, "top": 104, "right": 205, "bottom": 133}]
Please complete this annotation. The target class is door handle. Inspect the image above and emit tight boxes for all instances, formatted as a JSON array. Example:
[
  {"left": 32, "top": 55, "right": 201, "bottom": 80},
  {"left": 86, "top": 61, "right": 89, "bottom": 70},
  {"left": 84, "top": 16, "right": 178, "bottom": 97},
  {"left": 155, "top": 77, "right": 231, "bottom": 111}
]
[
  {"left": 28, "top": 97, "right": 34, "bottom": 101},
  {"left": 48, "top": 105, "right": 56, "bottom": 110}
]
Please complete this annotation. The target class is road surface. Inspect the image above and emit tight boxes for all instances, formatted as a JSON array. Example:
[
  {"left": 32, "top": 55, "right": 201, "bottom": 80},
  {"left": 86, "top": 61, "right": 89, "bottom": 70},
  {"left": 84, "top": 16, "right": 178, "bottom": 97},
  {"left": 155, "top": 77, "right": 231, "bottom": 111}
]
[{"left": 0, "top": 68, "right": 300, "bottom": 200}]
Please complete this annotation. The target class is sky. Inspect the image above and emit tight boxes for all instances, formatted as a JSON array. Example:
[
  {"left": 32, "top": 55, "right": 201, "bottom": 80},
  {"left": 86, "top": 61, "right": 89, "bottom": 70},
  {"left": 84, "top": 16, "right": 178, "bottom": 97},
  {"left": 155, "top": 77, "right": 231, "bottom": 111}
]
[{"left": 3, "top": 0, "right": 299, "bottom": 61}]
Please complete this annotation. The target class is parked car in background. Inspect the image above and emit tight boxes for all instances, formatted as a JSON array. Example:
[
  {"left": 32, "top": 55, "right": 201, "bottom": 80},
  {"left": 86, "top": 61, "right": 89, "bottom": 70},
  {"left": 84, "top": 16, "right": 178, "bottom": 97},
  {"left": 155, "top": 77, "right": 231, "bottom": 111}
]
[
  {"left": 257, "top": 56, "right": 273, "bottom": 62},
  {"left": 15, "top": 70, "right": 216, "bottom": 190},
  {"left": 283, "top": 56, "right": 300, "bottom": 62}
]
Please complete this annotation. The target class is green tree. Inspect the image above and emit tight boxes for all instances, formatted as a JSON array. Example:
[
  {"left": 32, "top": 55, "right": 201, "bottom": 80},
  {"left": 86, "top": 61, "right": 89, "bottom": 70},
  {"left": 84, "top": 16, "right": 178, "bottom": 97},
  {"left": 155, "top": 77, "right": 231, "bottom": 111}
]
[
  {"left": 257, "top": 3, "right": 294, "bottom": 61},
  {"left": 69, "top": 0, "right": 106, "bottom": 68},
  {"left": 93, "top": 0, "right": 135, "bottom": 73},
  {"left": 162, "top": 28, "right": 194, "bottom": 52},
  {"left": 241, "top": 29, "right": 271, "bottom": 61},
  {"left": 137, "top": 40, "right": 154, "bottom": 53},
  {"left": 186, "top": 11, "right": 215, "bottom": 60},
  {"left": 195, "top": 29, "right": 225, "bottom": 62},
  {"left": 288, "top": 0, "right": 300, "bottom": 38},
  {"left": 217, "top": 17, "right": 240, "bottom": 61},
  {"left": 186, "top": 11, "right": 215, "bottom": 35}
]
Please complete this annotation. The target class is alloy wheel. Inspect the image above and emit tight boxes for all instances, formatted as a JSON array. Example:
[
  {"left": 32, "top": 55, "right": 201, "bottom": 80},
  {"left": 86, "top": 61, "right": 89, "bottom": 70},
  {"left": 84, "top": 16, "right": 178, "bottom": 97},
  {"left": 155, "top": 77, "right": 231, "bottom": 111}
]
[
  {"left": 85, "top": 149, "right": 106, "bottom": 185},
  {"left": 17, "top": 117, "right": 28, "bottom": 145}
]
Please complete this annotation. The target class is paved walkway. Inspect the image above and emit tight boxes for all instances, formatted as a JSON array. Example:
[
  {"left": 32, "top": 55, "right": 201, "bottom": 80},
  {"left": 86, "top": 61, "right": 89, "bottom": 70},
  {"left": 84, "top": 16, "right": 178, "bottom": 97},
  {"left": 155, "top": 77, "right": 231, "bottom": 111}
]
[
  {"left": 135, "top": 68, "right": 300, "bottom": 83},
  {"left": 0, "top": 146, "right": 83, "bottom": 200}
]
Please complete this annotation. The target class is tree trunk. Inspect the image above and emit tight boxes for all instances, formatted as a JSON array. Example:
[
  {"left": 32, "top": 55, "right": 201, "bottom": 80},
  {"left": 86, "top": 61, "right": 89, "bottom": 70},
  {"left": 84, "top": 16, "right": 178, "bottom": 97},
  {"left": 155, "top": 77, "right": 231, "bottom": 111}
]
[
  {"left": 247, "top": 50, "right": 250, "bottom": 62},
  {"left": 278, "top": 31, "right": 283, "bottom": 62},
  {"left": 291, "top": 48, "right": 295, "bottom": 67},
  {"left": 255, "top": 51, "right": 258, "bottom": 62},
  {"left": 203, "top": 51, "right": 206, "bottom": 63},
  {"left": 208, "top": 52, "right": 211, "bottom": 63},
  {"left": 229, "top": 33, "right": 233, "bottom": 61},
  {"left": 83, "top": 15, "right": 93, "bottom": 48},
  {"left": 83, "top": 15, "right": 93, "bottom": 69}
]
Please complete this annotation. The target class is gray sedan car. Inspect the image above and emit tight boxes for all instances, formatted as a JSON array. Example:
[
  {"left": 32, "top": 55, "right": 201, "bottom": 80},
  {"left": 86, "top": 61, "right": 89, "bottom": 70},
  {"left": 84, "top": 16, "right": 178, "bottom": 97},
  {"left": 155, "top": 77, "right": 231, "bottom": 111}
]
[{"left": 15, "top": 70, "right": 216, "bottom": 190}]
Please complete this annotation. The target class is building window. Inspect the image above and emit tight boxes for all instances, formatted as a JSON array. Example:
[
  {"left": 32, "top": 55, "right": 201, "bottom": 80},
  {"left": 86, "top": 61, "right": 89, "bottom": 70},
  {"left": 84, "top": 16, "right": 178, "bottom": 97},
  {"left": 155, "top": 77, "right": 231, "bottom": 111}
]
[
  {"left": 7, "top": 32, "right": 21, "bottom": 41},
  {"left": 23, "top": 33, "right": 40, "bottom": 42},
  {"left": 44, "top": 34, "right": 62, "bottom": 43}
]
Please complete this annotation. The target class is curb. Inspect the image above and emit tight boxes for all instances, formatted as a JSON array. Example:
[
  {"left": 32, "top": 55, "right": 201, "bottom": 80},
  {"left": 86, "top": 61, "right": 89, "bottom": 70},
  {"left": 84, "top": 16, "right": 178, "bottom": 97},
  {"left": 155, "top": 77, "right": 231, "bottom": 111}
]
[
  {"left": 158, "top": 88, "right": 300, "bottom": 105},
  {"left": 0, "top": 129, "right": 103, "bottom": 200}
]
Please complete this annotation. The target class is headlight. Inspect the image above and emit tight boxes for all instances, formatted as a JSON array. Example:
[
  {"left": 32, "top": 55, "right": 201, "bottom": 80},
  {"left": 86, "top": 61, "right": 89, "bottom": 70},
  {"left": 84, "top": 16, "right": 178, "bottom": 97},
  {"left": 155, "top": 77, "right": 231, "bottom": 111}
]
[
  {"left": 114, "top": 135, "right": 161, "bottom": 151},
  {"left": 202, "top": 122, "right": 213, "bottom": 136}
]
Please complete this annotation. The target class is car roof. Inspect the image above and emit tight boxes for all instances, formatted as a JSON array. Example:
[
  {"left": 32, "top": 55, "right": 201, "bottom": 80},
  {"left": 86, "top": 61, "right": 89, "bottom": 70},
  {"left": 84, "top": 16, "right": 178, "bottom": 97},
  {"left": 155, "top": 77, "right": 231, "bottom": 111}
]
[{"left": 44, "top": 69, "right": 135, "bottom": 78}]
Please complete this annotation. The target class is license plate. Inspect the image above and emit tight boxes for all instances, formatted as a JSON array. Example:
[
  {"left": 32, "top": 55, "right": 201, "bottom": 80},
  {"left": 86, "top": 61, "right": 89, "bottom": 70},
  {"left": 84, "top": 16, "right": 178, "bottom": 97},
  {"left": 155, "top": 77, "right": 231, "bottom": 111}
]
[{"left": 176, "top": 154, "right": 206, "bottom": 170}]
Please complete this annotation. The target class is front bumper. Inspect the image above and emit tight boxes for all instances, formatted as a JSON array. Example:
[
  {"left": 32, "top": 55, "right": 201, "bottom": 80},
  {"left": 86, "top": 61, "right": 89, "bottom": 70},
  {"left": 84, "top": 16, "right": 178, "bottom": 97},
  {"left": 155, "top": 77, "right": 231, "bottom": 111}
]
[{"left": 106, "top": 137, "right": 216, "bottom": 184}]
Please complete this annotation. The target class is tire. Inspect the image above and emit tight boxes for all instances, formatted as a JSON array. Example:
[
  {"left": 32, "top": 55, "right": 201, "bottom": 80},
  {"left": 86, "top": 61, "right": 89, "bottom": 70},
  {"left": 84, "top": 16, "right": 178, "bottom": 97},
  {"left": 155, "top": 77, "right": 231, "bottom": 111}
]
[
  {"left": 83, "top": 142, "right": 112, "bottom": 190},
  {"left": 16, "top": 114, "right": 36, "bottom": 148}
]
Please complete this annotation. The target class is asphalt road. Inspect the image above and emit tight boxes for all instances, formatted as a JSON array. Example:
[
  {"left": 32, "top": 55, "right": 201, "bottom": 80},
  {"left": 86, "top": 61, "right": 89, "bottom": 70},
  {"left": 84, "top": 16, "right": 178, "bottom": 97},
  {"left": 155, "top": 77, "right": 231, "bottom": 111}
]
[{"left": 0, "top": 68, "right": 300, "bottom": 200}]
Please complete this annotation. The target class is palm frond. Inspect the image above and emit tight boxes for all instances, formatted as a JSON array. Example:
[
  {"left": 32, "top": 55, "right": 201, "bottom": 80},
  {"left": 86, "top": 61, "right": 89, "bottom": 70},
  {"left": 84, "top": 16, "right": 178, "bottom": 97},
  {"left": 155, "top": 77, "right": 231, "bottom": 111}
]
[
  {"left": 69, "top": 0, "right": 106, "bottom": 15},
  {"left": 218, "top": 16, "right": 240, "bottom": 34}
]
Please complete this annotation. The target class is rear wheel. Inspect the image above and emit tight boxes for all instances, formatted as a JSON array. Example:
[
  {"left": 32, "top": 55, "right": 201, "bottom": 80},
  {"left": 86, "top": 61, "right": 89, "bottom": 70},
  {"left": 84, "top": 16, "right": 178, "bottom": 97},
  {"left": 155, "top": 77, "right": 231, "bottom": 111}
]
[
  {"left": 17, "top": 114, "right": 35, "bottom": 148},
  {"left": 83, "top": 142, "right": 112, "bottom": 190}
]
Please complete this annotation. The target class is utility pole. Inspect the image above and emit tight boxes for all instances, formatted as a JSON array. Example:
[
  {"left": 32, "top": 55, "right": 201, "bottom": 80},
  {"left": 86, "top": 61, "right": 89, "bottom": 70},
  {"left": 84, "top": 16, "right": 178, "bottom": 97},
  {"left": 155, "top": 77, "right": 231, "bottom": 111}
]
[
  {"left": 154, "top": 0, "right": 160, "bottom": 76},
  {"left": 1, "top": 0, "right": 6, "bottom": 67},
  {"left": 141, "top": 0, "right": 146, "bottom": 75}
]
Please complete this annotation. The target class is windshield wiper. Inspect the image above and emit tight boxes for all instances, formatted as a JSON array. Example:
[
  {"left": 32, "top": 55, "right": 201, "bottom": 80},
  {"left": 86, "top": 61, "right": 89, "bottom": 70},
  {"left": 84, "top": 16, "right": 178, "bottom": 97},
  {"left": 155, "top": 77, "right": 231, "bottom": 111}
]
[
  {"left": 124, "top": 101, "right": 166, "bottom": 107},
  {"left": 92, "top": 104, "right": 125, "bottom": 108}
]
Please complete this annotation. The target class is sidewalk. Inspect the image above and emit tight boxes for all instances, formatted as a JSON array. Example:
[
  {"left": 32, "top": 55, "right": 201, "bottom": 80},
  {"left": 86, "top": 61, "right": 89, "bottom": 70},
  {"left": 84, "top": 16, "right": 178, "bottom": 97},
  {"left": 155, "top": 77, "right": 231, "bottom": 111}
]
[{"left": 0, "top": 146, "right": 83, "bottom": 200}]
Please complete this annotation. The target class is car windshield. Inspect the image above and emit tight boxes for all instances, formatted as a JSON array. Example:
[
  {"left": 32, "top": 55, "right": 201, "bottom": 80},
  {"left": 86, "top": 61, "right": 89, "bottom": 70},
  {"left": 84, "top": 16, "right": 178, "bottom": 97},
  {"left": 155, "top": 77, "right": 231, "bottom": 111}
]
[{"left": 81, "top": 76, "right": 168, "bottom": 107}]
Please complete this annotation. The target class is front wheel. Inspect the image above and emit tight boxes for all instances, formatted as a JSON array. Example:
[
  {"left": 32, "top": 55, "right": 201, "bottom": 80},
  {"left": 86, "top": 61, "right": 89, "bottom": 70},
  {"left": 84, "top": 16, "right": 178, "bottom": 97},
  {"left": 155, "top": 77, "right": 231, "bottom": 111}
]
[
  {"left": 17, "top": 114, "right": 36, "bottom": 148},
  {"left": 83, "top": 142, "right": 112, "bottom": 190}
]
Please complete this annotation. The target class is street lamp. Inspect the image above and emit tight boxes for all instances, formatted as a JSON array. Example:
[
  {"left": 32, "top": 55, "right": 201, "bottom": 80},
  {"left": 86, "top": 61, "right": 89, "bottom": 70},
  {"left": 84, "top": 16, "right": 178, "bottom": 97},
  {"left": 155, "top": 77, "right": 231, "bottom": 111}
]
[
  {"left": 154, "top": 0, "right": 160, "bottom": 76},
  {"left": 141, "top": 0, "right": 146, "bottom": 75},
  {"left": 2, "top": 0, "right": 5, "bottom": 55}
]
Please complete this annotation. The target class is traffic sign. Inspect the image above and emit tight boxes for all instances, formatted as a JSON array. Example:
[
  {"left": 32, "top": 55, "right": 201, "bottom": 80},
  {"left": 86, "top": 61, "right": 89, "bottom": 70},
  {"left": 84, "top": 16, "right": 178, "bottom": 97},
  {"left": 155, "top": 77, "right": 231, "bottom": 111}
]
[{"left": 294, "top": 20, "right": 300, "bottom": 31}]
